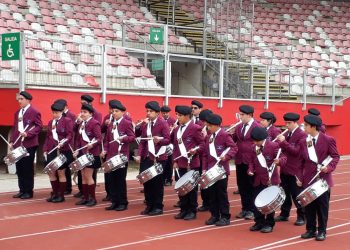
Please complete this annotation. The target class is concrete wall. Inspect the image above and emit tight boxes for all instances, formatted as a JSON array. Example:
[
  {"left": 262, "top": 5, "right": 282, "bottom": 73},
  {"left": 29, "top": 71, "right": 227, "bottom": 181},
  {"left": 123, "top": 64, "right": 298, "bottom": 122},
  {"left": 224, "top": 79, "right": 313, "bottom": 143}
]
[{"left": 171, "top": 61, "right": 202, "bottom": 96}]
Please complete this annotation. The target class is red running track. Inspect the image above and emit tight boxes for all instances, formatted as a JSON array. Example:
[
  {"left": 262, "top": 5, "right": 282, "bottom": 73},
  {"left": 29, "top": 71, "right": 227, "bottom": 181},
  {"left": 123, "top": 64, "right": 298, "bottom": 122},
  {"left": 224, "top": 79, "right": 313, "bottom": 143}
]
[{"left": 1, "top": 159, "right": 350, "bottom": 250}]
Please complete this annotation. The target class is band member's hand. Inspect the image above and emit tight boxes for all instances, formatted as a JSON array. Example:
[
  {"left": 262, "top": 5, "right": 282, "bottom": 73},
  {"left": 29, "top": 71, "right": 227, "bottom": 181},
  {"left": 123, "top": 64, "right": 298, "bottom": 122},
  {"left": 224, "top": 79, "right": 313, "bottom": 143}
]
[
  {"left": 274, "top": 158, "right": 280, "bottom": 165},
  {"left": 20, "top": 132, "right": 27, "bottom": 138},
  {"left": 248, "top": 171, "right": 254, "bottom": 176},
  {"left": 9, "top": 142, "right": 13, "bottom": 149},
  {"left": 133, "top": 155, "right": 141, "bottom": 163},
  {"left": 76, "top": 115, "right": 82, "bottom": 123},
  {"left": 189, "top": 148, "right": 197, "bottom": 155},
  {"left": 296, "top": 180, "right": 302, "bottom": 187},
  {"left": 153, "top": 136, "right": 161, "bottom": 144},
  {"left": 73, "top": 151, "right": 78, "bottom": 159},
  {"left": 219, "top": 155, "right": 226, "bottom": 161},
  {"left": 173, "top": 162, "right": 178, "bottom": 169},
  {"left": 43, "top": 152, "right": 47, "bottom": 161},
  {"left": 320, "top": 166, "right": 328, "bottom": 173},
  {"left": 100, "top": 151, "right": 106, "bottom": 158},
  {"left": 105, "top": 119, "right": 111, "bottom": 125},
  {"left": 227, "top": 125, "right": 235, "bottom": 135},
  {"left": 87, "top": 143, "right": 93, "bottom": 149},
  {"left": 277, "top": 135, "right": 285, "bottom": 142}
]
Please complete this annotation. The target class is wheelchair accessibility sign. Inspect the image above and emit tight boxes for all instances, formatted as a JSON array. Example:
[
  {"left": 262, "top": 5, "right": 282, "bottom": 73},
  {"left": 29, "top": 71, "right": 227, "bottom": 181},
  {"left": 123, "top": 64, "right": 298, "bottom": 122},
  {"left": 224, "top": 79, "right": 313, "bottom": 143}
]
[{"left": 1, "top": 32, "right": 20, "bottom": 61}]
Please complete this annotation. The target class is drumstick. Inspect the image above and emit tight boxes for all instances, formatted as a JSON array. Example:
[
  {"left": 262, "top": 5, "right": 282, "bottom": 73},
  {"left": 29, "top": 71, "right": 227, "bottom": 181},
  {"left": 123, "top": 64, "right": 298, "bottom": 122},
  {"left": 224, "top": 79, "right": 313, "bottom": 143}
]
[
  {"left": 225, "top": 121, "right": 242, "bottom": 132},
  {"left": 75, "top": 138, "right": 97, "bottom": 152},
  {"left": 175, "top": 168, "right": 180, "bottom": 179},
  {"left": 0, "top": 134, "right": 11, "bottom": 147},
  {"left": 272, "top": 129, "right": 288, "bottom": 142},
  {"left": 295, "top": 175, "right": 301, "bottom": 183},
  {"left": 173, "top": 146, "right": 200, "bottom": 161},
  {"left": 136, "top": 137, "right": 164, "bottom": 141},
  {"left": 69, "top": 144, "right": 75, "bottom": 154},
  {"left": 109, "top": 135, "right": 127, "bottom": 144},
  {"left": 48, "top": 138, "right": 68, "bottom": 155},
  {"left": 308, "top": 170, "right": 321, "bottom": 185},
  {"left": 13, "top": 124, "right": 29, "bottom": 145}
]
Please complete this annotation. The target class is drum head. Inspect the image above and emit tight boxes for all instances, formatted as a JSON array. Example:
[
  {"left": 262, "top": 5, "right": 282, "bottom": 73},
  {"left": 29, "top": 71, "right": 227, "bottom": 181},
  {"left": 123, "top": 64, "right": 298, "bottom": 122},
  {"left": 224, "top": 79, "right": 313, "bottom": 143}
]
[
  {"left": 255, "top": 186, "right": 281, "bottom": 207},
  {"left": 175, "top": 170, "right": 195, "bottom": 189}
]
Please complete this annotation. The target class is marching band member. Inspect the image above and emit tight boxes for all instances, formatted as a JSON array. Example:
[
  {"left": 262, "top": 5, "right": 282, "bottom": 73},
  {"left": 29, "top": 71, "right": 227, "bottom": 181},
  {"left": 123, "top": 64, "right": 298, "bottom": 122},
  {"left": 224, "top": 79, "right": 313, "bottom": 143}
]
[
  {"left": 160, "top": 105, "right": 176, "bottom": 186},
  {"left": 10, "top": 91, "right": 42, "bottom": 199},
  {"left": 275, "top": 113, "right": 306, "bottom": 226},
  {"left": 74, "top": 103, "right": 102, "bottom": 207},
  {"left": 172, "top": 105, "right": 204, "bottom": 220},
  {"left": 307, "top": 108, "right": 326, "bottom": 133},
  {"left": 43, "top": 102, "right": 73, "bottom": 203},
  {"left": 248, "top": 127, "right": 285, "bottom": 233},
  {"left": 191, "top": 100, "right": 204, "bottom": 126},
  {"left": 299, "top": 115, "right": 339, "bottom": 241},
  {"left": 135, "top": 101, "right": 170, "bottom": 216},
  {"left": 259, "top": 112, "right": 281, "bottom": 141},
  {"left": 102, "top": 100, "right": 135, "bottom": 211},
  {"left": 231, "top": 105, "right": 260, "bottom": 220},
  {"left": 80, "top": 94, "right": 102, "bottom": 124},
  {"left": 202, "top": 113, "right": 237, "bottom": 226},
  {"left": 55, "top": 99, "right": 76, "bottom": 122}
]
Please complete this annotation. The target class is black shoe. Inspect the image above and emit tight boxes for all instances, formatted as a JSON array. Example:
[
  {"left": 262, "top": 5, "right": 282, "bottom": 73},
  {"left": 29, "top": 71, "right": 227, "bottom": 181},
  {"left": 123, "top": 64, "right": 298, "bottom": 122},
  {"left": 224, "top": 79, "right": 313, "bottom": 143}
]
[
  {"left": 173, "top": 201, "right": 181, "bottom": 208},
  {"left": 316, "top": 232, "right": 326, "bottom": 241},
  {"left": 148, "top": 208, "right": 163, "bottom": 216},
  {"left": 73, "top": 192, "right": 83, "bottom": 198},
  {"left": 102, "top": 196, "right": 111, "bottom": 202},
  {"left": 205, "top": 216, "right": 219, "bottom": 225},
  {"left": 13, "top": 192, "right": 23, "bottom": 198},
  {"left": 115, "top": 204, "right": 128, "bottom": 211},
  {"left": 260, "top": 226, "right": 273, "bottom": 233},
  {"left": 184, "top": 212, "right": 196, "bottom": 220},
  {"left": 250, "top": 223, "right": 263, "bottom": 231},
  {"left": 236, "top": 211, "right": 246, "bottom": 219},
  {"left": 174, "top": 211, "right": 187, "bottom": 219},
  {"left": 275, "top": 215, "right": 289, "bottom": 222},
  {"left": 294, "top": 218, "right": 305, "bottom": 226},
  {"left": 75, "top": 199, "right": 88, "bottom": 205},
  {"left": 52, "top": 196, "right": 65, "bottom": 203},
  {"left": 64, "top": 190, "right": 72, "bottom": 195},
  {"left": 85, "top": 199, "right": 97, "bottom": 207},
  {"left": 198, "top": 205, "right": 209, "bottom": 212},
  {"left": 216, "top": 218, "right": 230, "bottom": 226},
  {"left": 244, "top": 211, "right": 254, "bottom": 220},
  {"left": 46, "top": 193, "right": 56, "bottom": 202},
  {"left": 233, "top": 190, "right": 240, "bottom": 194},
  {"left": 105, "top": 203, "right": 117, "bottom": 211},
  {"left": 20, "top": 193, "right": 33, "bottom": 199},
  {"left": 301, "top": 230, "right": 316, "bottom": 239},
  {"left": 140, "top": 207, "right": 152, "bottom": 215}
]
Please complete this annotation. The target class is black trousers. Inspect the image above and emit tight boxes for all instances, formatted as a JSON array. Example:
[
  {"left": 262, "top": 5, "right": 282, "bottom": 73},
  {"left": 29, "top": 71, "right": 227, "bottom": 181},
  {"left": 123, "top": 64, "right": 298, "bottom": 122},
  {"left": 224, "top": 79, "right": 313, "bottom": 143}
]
[
  {"left": 140, "top": 157, "right": 164, "bottom": 210},
  {"left": 207, "top": 177, "right": 230, "bottom": 219},
  {"left": 279, "top": 173, "right": 304, "bottom": 218},
  {"left": 178, "top": 168, "right": 198, "bottom": 214},
  {"left": 236, "top": 163, "right": 254, "bottom": 212},
  {"left": 107, "top": 163, "right": 128, "bottom": 206},
  {"left": 198, "top": 162, "right": 210, "bottom": 207},
  {"left": 253, "top": 185, "right": 275, "bottom": 227},
  {"left": 163, "top": 154, "right": 173, "bottom": 183},
  {"left": 16, "top": 146, "right": 37, "bottom": 195},
  {"left": 305, "top": 189, "right": 330, "bottom": 233},
  {"left": 65, "top": 168, "right": 72, "bottom": 192}
]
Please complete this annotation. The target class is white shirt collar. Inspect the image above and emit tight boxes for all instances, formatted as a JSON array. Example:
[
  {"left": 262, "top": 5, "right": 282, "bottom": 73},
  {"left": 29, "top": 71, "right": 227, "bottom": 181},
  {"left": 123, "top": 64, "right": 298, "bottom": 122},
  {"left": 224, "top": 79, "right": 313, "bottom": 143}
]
[
  {"left": 114, "top": 116, "right": 123, "bottom": 125},
  {"left": 21, "top": 104, "right": 31, "bottom": 114}
]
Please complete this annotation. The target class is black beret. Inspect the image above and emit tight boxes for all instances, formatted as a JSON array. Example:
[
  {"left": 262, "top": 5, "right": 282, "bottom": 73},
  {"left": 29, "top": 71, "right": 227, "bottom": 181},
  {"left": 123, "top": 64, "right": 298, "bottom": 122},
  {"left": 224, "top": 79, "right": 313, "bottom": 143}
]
[
  {"left": 175, "top": 105, "right": 192, "bottom": 115},
  {"left": 308, "top": 108, "right": 320, "bottom": 116},
  {"left": 110, "top": 100, "right": 126, "bottom": 111},
  {"left": 239, "top": 105, "right": 254, "bottom": 114},
  {"left": 304, "top": 114, "right": 322, "bottom": 127},
  {"left": 283, "top": 112, "right": 300, "bottom": 121},
  {"left": 54, "top": 99, "right": 67, "bottom": 106},
  {"left": 51, "top": 102, "right": 64, "bottom": 112},
  {"left": 191, "top": 100, "right": 203, "bottom": 108},
  {"left": 251, "top": 127, "right": 268, "bottom": 141},
  {"left": 160, "top": 105, "right": 171, "bottom": 112},
  {"left": 19, "top": 91, "right": 32, "bottom": 100},
  {"left": 205, "top": 113, "right": 222, "bottom": 125},
  {"left": 108, "top": 99, "right": 120, "bottom": 108},
  {"left": 145, "top": 101, "right": 160, "bottom": 112},
  {"left": 260, "top": 112, "right": 274, "bottom": 120},
  {"left": 81, "top": 103, "right": 94, "bottom": 113},
  {"left": 199, "top": 109, "right": 213, "bottom": 121},
  {"left": 81, "top": 94, "right": 94, "bottom": 103}
]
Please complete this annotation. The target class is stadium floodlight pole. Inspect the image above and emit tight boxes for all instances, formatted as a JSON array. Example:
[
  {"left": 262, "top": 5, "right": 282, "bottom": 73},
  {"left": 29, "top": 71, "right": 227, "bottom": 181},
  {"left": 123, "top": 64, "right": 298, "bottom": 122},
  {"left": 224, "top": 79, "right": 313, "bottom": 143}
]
[
  {"left": 19, "top": 32, "right": 26, "bottom": 91},
  {"left": 264, "top": 65, "right": 270, "bottom": 109}
]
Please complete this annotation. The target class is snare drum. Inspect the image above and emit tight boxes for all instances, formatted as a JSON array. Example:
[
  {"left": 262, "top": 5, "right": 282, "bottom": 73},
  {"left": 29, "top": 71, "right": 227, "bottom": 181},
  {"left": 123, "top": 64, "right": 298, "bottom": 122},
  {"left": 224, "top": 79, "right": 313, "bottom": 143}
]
[
  {"left": 43, "top": 154, "right": 67, "bottom": 175},
  {"left": 4, "top": 146, "right": 29, "bottom": 166},
  {"left": 69, "top": 153, "right": 95, "bottom": 172},
  {"left": 198, "top": 165, "right": 226, "bottom": 190},
  {"left": 102, "top": 154, "right": 128, "bottom": 173},
  {"left": 297, "top": 179, "right": 329, "bottom": 207},
  {"left": 174, "top": 170, "right": 200, "bottom": 196},
  {"left": 136, "top": 163, "right": 163, "bottom": 184},
  {"left": 255, "top": 186, "right": 286, "bottom": 215}
]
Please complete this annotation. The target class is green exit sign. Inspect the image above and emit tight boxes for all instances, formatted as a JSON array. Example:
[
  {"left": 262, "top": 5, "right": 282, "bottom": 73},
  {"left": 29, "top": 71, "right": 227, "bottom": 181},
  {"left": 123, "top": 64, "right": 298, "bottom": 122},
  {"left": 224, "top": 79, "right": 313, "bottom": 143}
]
[
  {"left": 1, "top": 32, "right": 21, "bottom": 61},
  {"left": 150, "top": 27, "right": 164, "bottom": 44}
]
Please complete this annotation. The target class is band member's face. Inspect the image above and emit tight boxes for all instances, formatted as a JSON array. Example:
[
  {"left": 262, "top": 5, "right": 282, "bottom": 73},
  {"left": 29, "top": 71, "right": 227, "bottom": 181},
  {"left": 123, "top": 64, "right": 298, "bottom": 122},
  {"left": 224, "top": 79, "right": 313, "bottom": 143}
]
[
  {"left": 17, "top": 96, "right": 30, "bottom": 108},
  {"left": 176, "top": 113, "right": 190, "bottom": 124},
  {"left": 112, "top": 109, "right": 123, "bottom": 120},
  {"left": 52, "top": 111, "right": 62, "bottom": 119},
  {"left": 109, "top": 108, "right": 113, "bottom": 114},
  {"left": 303, "top": 123, "right": 314, "bottom": 135},
  {"left": 80, "top": 110, "right": 92, "bottom": 120},
  {"left": 239, "top": 112, "right": 252, "bottom": 124},
  {"left": 285, "top": 121, "right": 297, "bottom": 131},
  {"left": 207, "top": 124, "right": 219, "bottom": 133},
  {"left": 191, "top": 106, "right": 201, "bottom": 116},
  {"left": 146, "top": 109, "right": 158, "bottom": 120},
  {"left": 260, "top": 119, "right": 269, "bottom": 128},
  {"left": 161, "top": 112, "right": 169, "bottom": 119}
]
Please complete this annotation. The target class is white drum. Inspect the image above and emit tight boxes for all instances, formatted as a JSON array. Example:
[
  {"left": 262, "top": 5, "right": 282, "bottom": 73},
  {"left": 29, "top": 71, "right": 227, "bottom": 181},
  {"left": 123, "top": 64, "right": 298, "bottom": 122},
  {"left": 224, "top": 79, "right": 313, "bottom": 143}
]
[
  {"left": 137, "top": 163, "right": 163, "bottom": 184},
  {"left": 69, "top": 153, "right": 95, "bottom": 172},
  {"left": 4, "top": 146, "right": 29, "bottom": 165},
  {"left": 43, "top": 154, "right": 67, "bottom": 175},
  {"left": 255, "top": 186, "right": 286, "bottom": 215},
  {"left": 198, "top": 165, "right": 226, "bottom": 189},
  {"left": 174, "top": 170, "right": 200, "bottom": 196},
  {"left": 102, "top": 154, "right": 128, "bottom": 173},
  {"left": 297, "top": 179, "right": 329, "bottom": 207}
]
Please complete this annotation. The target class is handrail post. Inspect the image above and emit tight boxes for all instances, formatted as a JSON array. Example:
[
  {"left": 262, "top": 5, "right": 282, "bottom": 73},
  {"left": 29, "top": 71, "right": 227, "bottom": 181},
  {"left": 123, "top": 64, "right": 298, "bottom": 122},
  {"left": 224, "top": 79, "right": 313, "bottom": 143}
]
[
  {"left": 264, "top": 65, "right": 270, "bottom": 109},
  {"left": 101, "top": 44, "right": 107, "bottom": 104},
  {"left": 218, "top": 60, "right": 224, "bottom": 108}
]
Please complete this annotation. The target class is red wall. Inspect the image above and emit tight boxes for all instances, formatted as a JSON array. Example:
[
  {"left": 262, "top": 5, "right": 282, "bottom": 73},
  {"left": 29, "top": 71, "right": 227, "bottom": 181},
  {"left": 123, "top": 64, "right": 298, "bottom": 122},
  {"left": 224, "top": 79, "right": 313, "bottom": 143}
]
[{"left": 1, "top": 89, "right": 349, "bottom": 154}]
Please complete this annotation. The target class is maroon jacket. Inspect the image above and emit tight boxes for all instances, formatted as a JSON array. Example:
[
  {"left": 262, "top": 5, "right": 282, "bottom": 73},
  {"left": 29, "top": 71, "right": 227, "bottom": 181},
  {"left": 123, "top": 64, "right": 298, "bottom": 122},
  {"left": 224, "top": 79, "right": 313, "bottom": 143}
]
[
  {"left": 165, "top": 116, "right": 176, "bottom": 127},
  {"left": 137, "top": 116, "right": 170, "bottom": 161},
  {"left": 232, "top": 120, "right": 261, "bottom": 165},
  {"left": 74, "top": 118, "right": 102, "bottom": 156},
  {"left": 278, "top": 127, "right": 307, "bottom": 180},
  {"left": 171, "top": 121, "right": 205, "bottom": 169},
  {"left": 43, "top": 117, "right": 73, "bottom": 153},
  {"left": 248, "top": 140, "right": 285, "bottom": 187},
  {"left": 63, "top": 109, "right": 76, "bottom": 122},
  {"left": 101, "top": 113, "right": 113, "bottom": 134},
  {"left": 194, "top": 117, "right": 205, "bottom": 129},
  {"left": 93, "top": 110, "right": 103, "bottom": 125},
  {"left": 202, "top": 128, "right": 238, "bottom": 175},
  {"left": 104, "top": 118, "right": 135, "bottom": 160},
  {"left": 267, "top": 126, "right": 281, "bottom": 141},
  {"left": 299, "top": 133, "right": 339, "bottom": 188},
  {"left": 10, "top": 105, "right": 43, "bottom": 148}
]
